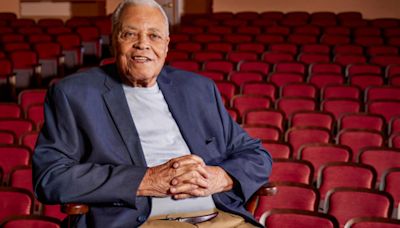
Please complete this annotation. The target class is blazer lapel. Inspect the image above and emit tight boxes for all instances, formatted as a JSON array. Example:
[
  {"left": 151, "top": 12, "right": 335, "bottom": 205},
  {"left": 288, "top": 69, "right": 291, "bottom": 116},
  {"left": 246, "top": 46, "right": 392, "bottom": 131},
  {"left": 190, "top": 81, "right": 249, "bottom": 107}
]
[
  {"left": 101, "top": 65, "right": 147, "bottom": 166},
  {"left": 157, "top": 69, "right": 208, "bottom": 158}
]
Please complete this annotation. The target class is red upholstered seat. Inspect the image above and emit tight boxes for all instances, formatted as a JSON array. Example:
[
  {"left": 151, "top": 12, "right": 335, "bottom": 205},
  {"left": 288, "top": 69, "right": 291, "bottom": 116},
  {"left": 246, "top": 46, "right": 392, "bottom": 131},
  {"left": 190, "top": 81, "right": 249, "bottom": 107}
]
[
  {"left": 254, "top": 182, "right": 319, "bottom": 220},
  {"left": 0, "top": 187, "right": 34, "bottom": 221},
  {"left": 337, "top": 129, "right": 384, "bottom": 161},
  {"left": 324, "top": 187, "right": 393, "bottom": 227},
  {"left": 317, "top": 162, "right": 377, "bottom": 199},
  {"left": 260, "top": 209, "right": 339, "bottom": 228}
]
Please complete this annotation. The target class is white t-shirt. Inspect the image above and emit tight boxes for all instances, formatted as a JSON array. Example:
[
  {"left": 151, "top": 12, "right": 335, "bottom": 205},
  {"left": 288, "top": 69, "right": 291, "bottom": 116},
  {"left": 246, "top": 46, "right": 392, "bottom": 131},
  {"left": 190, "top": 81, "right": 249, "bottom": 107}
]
[{"left": 123, "top": 83, "right": 216, "bottom": 216}]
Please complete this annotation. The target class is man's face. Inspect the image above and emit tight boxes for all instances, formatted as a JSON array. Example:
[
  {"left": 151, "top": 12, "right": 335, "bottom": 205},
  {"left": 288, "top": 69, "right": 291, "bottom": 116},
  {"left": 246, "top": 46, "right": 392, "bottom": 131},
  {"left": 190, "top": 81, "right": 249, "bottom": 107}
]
[{"left": 114, "top": 5, "right": 169, "bottom": 87}]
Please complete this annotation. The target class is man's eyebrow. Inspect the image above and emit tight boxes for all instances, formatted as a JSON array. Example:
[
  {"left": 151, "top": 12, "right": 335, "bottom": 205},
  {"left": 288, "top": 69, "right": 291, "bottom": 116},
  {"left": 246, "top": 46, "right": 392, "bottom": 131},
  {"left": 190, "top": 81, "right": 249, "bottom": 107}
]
[
  {"left": 121, "top": 26, "right": 165, "bottom": 35},
  {"left": 122, "top": 25, "right": 138, "bottom": 30},
  {"left": 148, "top": 28, "right": 163, "bottom": 34}
]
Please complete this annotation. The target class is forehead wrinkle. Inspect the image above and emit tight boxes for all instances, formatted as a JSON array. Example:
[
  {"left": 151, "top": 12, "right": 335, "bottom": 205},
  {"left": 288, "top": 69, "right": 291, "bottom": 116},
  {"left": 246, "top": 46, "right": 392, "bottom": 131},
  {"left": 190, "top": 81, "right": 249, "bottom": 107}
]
[{"left": 118, "top": 5, "right": 168, "bottom": 35}]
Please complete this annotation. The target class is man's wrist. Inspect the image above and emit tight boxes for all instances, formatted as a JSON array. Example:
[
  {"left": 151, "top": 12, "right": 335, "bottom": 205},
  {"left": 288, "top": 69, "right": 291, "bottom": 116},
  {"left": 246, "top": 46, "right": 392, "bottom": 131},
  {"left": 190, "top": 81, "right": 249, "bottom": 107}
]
[
  {"left": 220, "top": 167, "right": 234, "bottom": 192},
  {"left": 137, "top": 168, "right": 165, "bottom": 196}
]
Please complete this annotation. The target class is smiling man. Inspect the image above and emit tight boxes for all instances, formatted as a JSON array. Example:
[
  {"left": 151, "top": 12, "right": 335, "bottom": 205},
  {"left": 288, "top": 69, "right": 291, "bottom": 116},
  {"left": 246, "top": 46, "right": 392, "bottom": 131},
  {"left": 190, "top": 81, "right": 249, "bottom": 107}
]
[{"left": 32, "top": 0, "right": 272, "bottom": 227}]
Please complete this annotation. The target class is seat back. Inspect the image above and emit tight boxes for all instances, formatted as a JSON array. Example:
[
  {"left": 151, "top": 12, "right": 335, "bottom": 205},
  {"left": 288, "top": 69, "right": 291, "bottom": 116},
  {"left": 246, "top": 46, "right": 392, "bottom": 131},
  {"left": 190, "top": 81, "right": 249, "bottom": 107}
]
[
  {"left": 268, "top": 43, "right": 298, "bottom": 55},
  {"left": 241, "top": 82, "right": 276, "bottom": 101},
  {"left": 380, "top": 167, "right": 400, "bottom": 206},
  {"left": 10, "top": 50, "right": 38, "bottom": 69},
  {"left": 285, "top": 126, "right": 331, "bottom": 158},
  {"left": 9, "top": 166, "right": 33, "bottom": 193},
  {"left": 302, "top": 43, "right": 330, "bottom": 54},
  {"left": 309, "top": 63, "right": 342, "bottom": 75},
  {"left": 269, "top": 72, "right": 304, "bottom": 87},
  {"left": 367, "top": 100, "right": 400, "bottom": 123},
  {"left": 18, "top": 89, "right": 47, "bottom": 113},
  {"left": 334, "top": 44, "right": 363, "bottom": 55},
  {"left": 0, "top": 130, "right": 16, "bottom": 144},
  {"left": 228, "top": 72, "right": 263, "bottom": 87},
  {"left": 389, "top": 133, "right": 400, "bottom": 148},
  {"left": 365, "top": 86, "right": 400, "bottom": 102},
  {"left": 0, "top": 103, "right": 22, "bottom": 118},
  {"left": 169, "top": 60, "right": 200, "bottom": 72},
  {"left": 347, "top": 64, "right": 382, "bottom": 77},
  {"left": 254, "top": 182, "right": 320, "bottom": 220},
  {"left": 0, "top": 118, "right": 34, "bottom": 139},
  {"left": 269, "top": 158, "right": 314, "bottom": 184},
  {"left": 358, "top": 147, "right": 400, "bottom": 183},
  {"left": 226, "top": 51, "right": 258, "bottom": 63},
  {"left": 324, "top": 187, "right": 393, "bottom": 227},
  {"left": 275, "top": 62, "right": 306, "bottom": 74},
  {"left": 26, "top": 103, "right": 44, "bottom": 129},
  {"left": 308, "top": 73, "right": 345, "bottom": 89},
  {"left": 321, "top": 98, "right": 362, "bottom": 121},
  {"left": 276, "top": 97, "right": 316, "bottom": 119},
  {"left": 280, "top": 82, "right": 317, "bottom": 99},
  {"left": 0, "top": 187, "right": 34, "bottom": 221},
  {"left": 349, "top": 74, "right": 384, "bottom": 90},
  {"left": 262, "top": 141, "right": 292, "bottom": 159},
  {"left": 337, "top": 129, "right": 384, "bottom": 162},
  {"left": 215, "top": 80, "right": 237, "bottom": 101},
  {"left": 243, "top": 109, "right": 285, "bottom": 131},
  {"left": 389, "top": 115, "right": 400, "bottom": 135},
  {"left": 34, "top": 42, "right": 62, "bottom": 59},
  {"left": 344, "top": 217, "right": 400, "bottom": 228},
  {"left": 290, "top": 110, "right": 335, "bottom": 130},
  {"left": 0, "top": 145, "right": 31, "bottom": 183},
  {"left": 260, "top": 209, "right": 339, "bottom": 228},
  {"left": 338, "top": 112, "right": 385, "bottom": 132},
  {"left": 242, "top": 124, "right": 281, "bottom": 141},
  {"left": 192, "top": 51, "right": 224, "bottom": 62},
  {"left": 236, "top": 42, "right": 264, "bottom": 53},
  {"left": 203, "top": 60, "right": 234, "bottom": 74},
  {"left": 1, "top": 215, "right": 61, "bottom": 228},
  {"left": 231, "top": 95, "right": 271, "bottom": 118},
  {"left": 298, "top": 143, "right": 352, "bottom": 180},
  {"left": 317, "top": 162, "right": 377, "bottom": 199},
  {"left": 262, "top": 52, "right": 294, "bottom": 64},
  {"left": 237, "top": 60, "right": 270, "bottom": 75}
]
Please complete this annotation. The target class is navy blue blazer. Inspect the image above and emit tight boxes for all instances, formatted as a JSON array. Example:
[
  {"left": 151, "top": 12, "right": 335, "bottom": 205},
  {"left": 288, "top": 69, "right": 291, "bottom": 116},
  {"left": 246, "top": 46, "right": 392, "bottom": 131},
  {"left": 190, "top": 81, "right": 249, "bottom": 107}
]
[{"left": 32, "top": 64, "right": 272, "bottom": 227}]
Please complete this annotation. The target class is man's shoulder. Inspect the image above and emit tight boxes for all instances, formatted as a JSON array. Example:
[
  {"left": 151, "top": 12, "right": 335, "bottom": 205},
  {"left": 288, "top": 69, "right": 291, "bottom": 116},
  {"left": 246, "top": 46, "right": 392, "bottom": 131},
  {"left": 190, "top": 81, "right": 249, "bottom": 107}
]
[
  {"left": 162, "top": 66, "right": 214, "bottom": 86},
  {"left": 59, "top": 67, "right": 107, "bottom": 85}
]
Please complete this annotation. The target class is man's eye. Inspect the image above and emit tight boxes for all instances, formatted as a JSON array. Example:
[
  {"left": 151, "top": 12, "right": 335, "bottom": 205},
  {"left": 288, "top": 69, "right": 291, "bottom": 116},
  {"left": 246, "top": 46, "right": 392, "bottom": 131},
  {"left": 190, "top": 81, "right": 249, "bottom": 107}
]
[
  {"left": 149, "top": 34, "right": 161, "bottom": 40},
  {"left": 121, "top": 31, "right": 136, "bottom": 39}
]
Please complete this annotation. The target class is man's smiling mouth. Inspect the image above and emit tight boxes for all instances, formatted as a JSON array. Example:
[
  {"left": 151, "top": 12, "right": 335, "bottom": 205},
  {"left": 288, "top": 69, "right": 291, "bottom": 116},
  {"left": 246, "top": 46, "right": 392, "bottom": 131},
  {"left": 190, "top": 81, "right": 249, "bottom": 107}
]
[{"left": 132, "top": 56, "right": 152, "bottom": 63}]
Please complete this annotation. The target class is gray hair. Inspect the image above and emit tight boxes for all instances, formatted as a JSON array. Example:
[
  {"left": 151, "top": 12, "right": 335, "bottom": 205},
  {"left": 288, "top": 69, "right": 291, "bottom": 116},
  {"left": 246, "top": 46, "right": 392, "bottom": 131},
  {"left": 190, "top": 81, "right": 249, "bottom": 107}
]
[{"left": 111, "top": 0, "right": 170, "bottom": 36}]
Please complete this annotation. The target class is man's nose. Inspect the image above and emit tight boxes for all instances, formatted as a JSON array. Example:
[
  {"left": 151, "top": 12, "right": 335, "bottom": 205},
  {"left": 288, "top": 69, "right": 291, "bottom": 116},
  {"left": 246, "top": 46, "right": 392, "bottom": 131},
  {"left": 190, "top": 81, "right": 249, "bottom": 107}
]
[{"left": 133, "top": 34, "right": 150, "bottom": 50}]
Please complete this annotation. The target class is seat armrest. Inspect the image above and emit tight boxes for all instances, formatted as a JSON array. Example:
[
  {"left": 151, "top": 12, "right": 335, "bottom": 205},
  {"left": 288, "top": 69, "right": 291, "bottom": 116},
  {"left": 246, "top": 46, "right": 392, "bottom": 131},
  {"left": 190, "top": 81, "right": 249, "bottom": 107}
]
[
  {"left": 61, "top": 203, "right": 89, "bottom": 215},
  {"left": 256, "top": 184, "right": 278, "bottom": 196},
  {"left": 246, "top": 183, "right": 278, "bottom": 215}
]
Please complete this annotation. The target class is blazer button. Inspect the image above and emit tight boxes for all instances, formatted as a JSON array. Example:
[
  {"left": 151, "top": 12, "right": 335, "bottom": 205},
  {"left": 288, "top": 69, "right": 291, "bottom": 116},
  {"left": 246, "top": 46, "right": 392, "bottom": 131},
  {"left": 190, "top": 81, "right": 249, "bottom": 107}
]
[{"left": 137, "top": 215, "right": 147, "bottom": 223}]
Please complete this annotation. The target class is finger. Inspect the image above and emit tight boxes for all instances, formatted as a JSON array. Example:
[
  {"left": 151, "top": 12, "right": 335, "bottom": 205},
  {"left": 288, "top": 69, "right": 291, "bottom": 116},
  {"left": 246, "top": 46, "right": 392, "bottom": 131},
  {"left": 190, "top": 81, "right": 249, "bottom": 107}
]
[
  {"left": 172, "top": 165, "right": 209, "bottom": 182},
  {"left": 171, "top": 171, "right": 209, "bottom": 188},
  {"left": 172, "top": 155, "right": 205, "bottom": 168},
  {"left": 173, "top": 188, "right": 210, "bottom": 199},
  {"left": 189, "top": 188, "right": 209, "bottom": 197},
  {"left": 172, "top": 193, "right": 193, "bottom": 200},
  {"left": 174, "top": 164, "right": 210, "bottom": 179},
  {"left": 170, "top": 183, "right": 199, "bottom": 194}
]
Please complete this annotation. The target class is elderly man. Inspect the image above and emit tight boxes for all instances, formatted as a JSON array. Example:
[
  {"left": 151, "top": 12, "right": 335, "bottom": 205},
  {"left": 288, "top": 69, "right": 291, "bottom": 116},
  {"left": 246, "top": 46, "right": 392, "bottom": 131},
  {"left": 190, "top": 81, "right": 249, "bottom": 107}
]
[{"left": 32, "top": 0, "right": 272, "bottom": 227}]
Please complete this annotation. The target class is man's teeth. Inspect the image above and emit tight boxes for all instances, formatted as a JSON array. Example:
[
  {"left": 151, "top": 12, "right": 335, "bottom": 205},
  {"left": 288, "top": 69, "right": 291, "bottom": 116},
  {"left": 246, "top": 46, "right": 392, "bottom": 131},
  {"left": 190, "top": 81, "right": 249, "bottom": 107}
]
[{"left": 134, "top": 56, "right": 149, "bottom": 60}]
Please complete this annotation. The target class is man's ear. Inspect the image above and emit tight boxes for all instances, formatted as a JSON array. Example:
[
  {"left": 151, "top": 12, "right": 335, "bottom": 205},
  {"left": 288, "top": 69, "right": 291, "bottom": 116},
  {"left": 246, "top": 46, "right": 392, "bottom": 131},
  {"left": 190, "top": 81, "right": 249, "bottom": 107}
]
[{"left": 165, "top": 36, "right": 170, "bottom": 52}]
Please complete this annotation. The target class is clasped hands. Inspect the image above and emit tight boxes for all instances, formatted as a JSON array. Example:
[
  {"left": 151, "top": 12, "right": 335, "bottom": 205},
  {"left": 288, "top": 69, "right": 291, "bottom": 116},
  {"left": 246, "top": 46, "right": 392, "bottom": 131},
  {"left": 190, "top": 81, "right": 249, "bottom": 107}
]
[{"left": 137, "top": 155, "right": 233, "bottom": 200}]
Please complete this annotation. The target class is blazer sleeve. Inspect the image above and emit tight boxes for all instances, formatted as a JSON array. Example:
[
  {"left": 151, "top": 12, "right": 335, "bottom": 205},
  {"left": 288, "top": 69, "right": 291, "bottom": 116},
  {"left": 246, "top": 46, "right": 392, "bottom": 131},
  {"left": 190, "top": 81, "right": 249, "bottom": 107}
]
[
  {"left": 211, "top": 83, "right": 273, "bottom": 204},
  {"left": 32, "top": 85, "right": 147, "bottom": 209}
]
